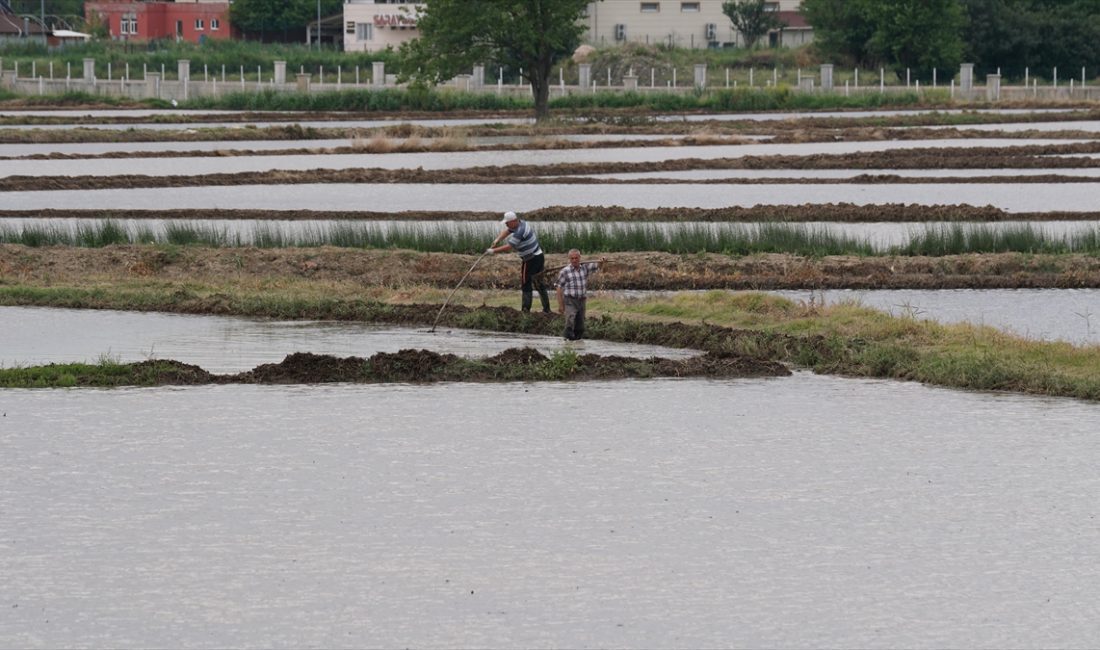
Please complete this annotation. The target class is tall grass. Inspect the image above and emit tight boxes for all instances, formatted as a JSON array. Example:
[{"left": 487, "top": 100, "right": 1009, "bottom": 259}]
[
  {"left": 177, "top": 86, "right": 940, "bottom": 113},
  {"left": 4, "top": 220, "right": 1099, "bottom": 256},
  {"left": 182, "top": 88, "right": 532, "bottom": 112},
  {"left": 897, "top": 224, "right": 1100, "bottom": 256}
]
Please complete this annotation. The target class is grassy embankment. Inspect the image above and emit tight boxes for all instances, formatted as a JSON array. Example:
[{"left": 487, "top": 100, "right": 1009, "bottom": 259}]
[
  {"left": 1, "top": 281, "right": 1098, "bottom": 400},
  {"left": 4, "top": 220, "right": 1100, "bottom": 257}
]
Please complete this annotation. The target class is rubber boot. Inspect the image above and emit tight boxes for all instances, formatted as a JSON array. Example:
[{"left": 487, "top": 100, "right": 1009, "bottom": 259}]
[
  {"left": 521, "top": 291, "right": 533, "bottom": 312},
  {"left": 537, "top": 286, "right": 552, "bottom": 313}
]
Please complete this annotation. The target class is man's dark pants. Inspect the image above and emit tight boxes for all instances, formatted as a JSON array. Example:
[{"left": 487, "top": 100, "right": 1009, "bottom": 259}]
[
  {"left": 520, "top": 253, "right": 551, "bottom": 313},
  {"left": 563, "top": 295, "right": 587, "bottom": 340}
]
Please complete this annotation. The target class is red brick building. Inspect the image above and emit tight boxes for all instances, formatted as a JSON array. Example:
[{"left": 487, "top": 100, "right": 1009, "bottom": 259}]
[{"left": 85, "top": 0, "right": 235, "bottom": 43}]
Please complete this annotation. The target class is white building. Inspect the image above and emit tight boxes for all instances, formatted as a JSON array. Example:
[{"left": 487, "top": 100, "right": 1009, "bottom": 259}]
[
  {"left": 342, "top": 0, "right": 810, "bottom": 54},
  {"left": 583, "top": 0, "right": 809, "bottom": 49},
  {"left": 343, "top": 0, "right": 422, "bottom": 53}
]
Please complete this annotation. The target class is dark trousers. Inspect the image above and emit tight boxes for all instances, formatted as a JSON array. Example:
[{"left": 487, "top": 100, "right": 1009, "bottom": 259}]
[
  {"left": 563, "top": 295, "right": 587, "bottom": 340},
  {"left": 520, "top": 253, "right": 551, "bottom": 313}
]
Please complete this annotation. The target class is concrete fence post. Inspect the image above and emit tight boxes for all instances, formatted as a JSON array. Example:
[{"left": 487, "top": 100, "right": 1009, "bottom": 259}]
[
  {"left": 820, "top": 64, "right": 834, "bottom": 92},
  {"left": 578, "top": 63, "right": 592, "bottom": 91},
  {"left": 472, "top": 65, "right": 485, "bottom": 89},
  {"left": 960, "top": 63, "right": 974, "bottom": 93},
  {"left": 274, "top": 60, "right": 287, "bottom": 85},
  {"left": 178, "top": 59, "right": 190, "bottom": 100},
  {"left": 296, "top": 73, "right": 311, "bottom": 92},
  {"left": 986, "top": 73, "right": 1001, "bottom": 101},
  {"left": 372, "top": 62, "right": 385, "bottom": 87},
  {"left": 145, "top": 72, "right": 161, "bottom": 99},
  {"left": 693, "top": 63, "right": 707, "bottom": 89},
  {"left": 623, "top": 71, "right": 638, "bottom": 90},
  {"left": 83, "top": 58, "right": 95, "bottom": 82}
]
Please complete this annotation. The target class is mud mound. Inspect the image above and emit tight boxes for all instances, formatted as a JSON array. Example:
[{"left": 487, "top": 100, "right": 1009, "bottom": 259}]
[
  {"left": 657, "top": 353, "right": 790, "bottom": 378},
  {"left": 487, "top": 347, "right": 548, "bottom": 365},
  {"left": 129, "top": 359, "right": 212, "bottom": 385},
  {"left": 368, "top": 348, "right": 460, "bottom": 380},
  {"left": 235, "top": 352, "right": 367, "bottom": 384}
]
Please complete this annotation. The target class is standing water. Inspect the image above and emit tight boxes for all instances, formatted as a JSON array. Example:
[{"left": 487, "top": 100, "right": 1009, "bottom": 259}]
[{"left": 1, "top": 375, "right": 1098, "bottom": 647}]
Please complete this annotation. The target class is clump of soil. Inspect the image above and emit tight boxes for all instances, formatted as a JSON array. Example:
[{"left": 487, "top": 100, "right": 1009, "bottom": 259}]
[
  {"left": 368, "top": 349, "right": 460, "bottom": 380},
  {"left": 27, "top": 347, "right": 789, "bottom": 387},
  {"left": 487, "top": 347, "right": 548, "bottom": 365},
  {"left": 129, "top": 359, "right": 212, "bottom": 385},
  {"left": 233, "top": 351, "right": 368, "bottom": 384}
]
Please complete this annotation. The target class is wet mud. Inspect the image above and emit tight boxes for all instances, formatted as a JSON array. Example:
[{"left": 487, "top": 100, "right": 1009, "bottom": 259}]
[
  {"left": 42, "top": 348, "right": 790, "bottom": 388},
  {"left": 5, "top": 140, "right": 1100, "bottom": 192},
  {"left": 5, "top": 244, "right": 1100, "bottom": 290}
]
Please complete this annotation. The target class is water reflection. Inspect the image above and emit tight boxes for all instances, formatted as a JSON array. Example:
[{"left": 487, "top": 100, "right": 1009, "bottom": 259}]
[
  {"left": 0, "top": 306, "right": 698, "bottom": 373},
  {"left": 4, "top": 181, "right": 1098, "bottom": 212},
  {"left": 770, "top": 287, "right": 1100, "bottom": 345},
  {"left": 0, "top": 138, "right": 1082, "bottom": 176},
  {"left": 1, "top": 375, "right": 1097, "bottom": 647}
]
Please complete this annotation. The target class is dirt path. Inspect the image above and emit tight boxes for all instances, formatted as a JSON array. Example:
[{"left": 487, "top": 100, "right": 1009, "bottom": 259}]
[{"left": 5, "top": 244, "right": 1100, "bottom": 289}]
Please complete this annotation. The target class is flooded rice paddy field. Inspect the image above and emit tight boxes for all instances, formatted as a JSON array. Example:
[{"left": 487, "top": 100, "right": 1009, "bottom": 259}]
[
  {"left": 0, "top": 138, "right": 1088, "bottom": 176},
  {"left": 0, "top": 306, "right": 698, "bottom": 373},
  {"left": 3, "top": 375, "right": 1099, "bottom": 648},
  {"left": 770, "top": 288, "right": 1100, "bottom": 345},
  {"left": 3, "top": 108, "right": 1100, "bottom": 647},
  {"left": 5, "top": 181, "right": 1099, "bottom": 213}
]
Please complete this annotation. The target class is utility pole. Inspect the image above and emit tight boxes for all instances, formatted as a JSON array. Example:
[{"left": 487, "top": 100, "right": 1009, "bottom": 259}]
[
  {"left": 316, "top": 0, "right": 321, "bottom": 51},
  {"left": 40, "top": 0, "right": 45, "bottom": 36}
]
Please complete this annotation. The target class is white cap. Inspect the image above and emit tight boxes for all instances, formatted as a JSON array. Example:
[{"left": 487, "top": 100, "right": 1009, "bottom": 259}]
[{"left": 501, "top": 211, "right": 518, "bottom": 225}]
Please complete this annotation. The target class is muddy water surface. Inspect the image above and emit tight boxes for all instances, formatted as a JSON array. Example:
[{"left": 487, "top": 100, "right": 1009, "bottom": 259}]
[
  {"left": 0, "top": 306, "right": 697, "bottom": 372},
  {"left": 768, "top": 288, "right": 1100, "bottom": 345},
  {"left": 4, "top": 182, "right": 1097, "bottom": 212},
  {"left": 2, "top": 375, "right": 1098, "bottom": 648},
  {"left": 0, "top": 139, "right": 1083, "bottom": 176}
]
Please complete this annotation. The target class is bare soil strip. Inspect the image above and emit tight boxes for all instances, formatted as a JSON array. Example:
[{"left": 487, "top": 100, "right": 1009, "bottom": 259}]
[
  {"left": 6, "top": 142, "right": 1100, "bottom": 192},
  {"left": 5, "top": 244, "right": 1100, "bottom": 289}
]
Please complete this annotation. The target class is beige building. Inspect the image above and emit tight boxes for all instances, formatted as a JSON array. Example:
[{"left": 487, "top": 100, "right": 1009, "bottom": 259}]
[
  {"left": 343, "top": 0, "right": 422, "bottom": 53},
  {"left": 583, "top": 0, "right": 809, "bottom": 49},
  {"left": 342, "top": 0, "right": 810, "bottom": 54}
]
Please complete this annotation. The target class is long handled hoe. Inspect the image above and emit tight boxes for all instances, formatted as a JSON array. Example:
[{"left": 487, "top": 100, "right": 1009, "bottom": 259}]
[{"left": 430, "top": 250, "right": 489, "bottom": 333}]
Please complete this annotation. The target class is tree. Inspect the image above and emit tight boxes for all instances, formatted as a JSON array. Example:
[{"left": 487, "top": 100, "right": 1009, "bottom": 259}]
[
  {"left": 802, "top": 0, "right": 965, "bottom": 77},
  {"left": 865, "top": 0, "right": 965, "bottom": 77},
  {"left": 399, "top": 0, "right": 592, "bottom": 122},
  {"left": 721, "top": 0, "right": 786, "bottom": 50},
  {"left": 230, "top": 0, "right": 341, "bottom": 40},
  {"left": 960, "top": 0, "right": 1100, "bottom": 77},
  {"left": 800, "top": 0, "right": 877, "bottom": 63}
]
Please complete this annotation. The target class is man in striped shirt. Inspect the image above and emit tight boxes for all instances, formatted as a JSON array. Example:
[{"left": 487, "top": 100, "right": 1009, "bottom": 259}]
[
  {"left": 487, "top": 211, "right": 552, "bottom": 313},
  {"left": 555, "top": 248, "right": 605, "bottom": 340}
]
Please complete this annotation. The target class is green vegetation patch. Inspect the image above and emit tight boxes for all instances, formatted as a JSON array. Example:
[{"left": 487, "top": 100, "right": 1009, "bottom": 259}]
[{"left": 2, "top": 284, "right": 1099, "bottom": 400}]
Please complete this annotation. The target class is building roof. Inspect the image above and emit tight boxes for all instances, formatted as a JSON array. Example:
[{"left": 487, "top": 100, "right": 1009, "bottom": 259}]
[
  {"left": 0, "top": 4, "right": 48, "bottom": 36},
  {"left": 777, "top": 11, "right": 810, "bottom": 30}
]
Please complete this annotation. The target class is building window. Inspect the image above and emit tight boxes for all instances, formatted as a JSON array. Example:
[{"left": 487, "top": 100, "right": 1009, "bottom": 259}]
[
  {"left": 195, "top": 18, "right": 204, "bottom": 30},
  {"left": 764, "top": 1, "right": 779, "bottom": 10},
  {"left": 641, "top": 2, "right": 660, "bottom": 12},
  {"left": 210, "top": 18, "right": 220, "bottom": 31},
  {"left": 120, "top": 14, "right": 136, "bottom": 34},
  {"left": 356, "top": 23, "right": 373, "bottom": 41},
  {"left": 681, "top": 2, "right": 700, "bottom": 11}
]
